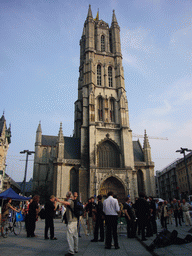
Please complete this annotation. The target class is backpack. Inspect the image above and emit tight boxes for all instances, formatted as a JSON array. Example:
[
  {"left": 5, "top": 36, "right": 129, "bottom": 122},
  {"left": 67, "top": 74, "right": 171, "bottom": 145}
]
[
  {"left": 39, "top": 208, "right": 46, "bottom": 219},
  {"left": 73, "top": 200, "right": 84, "bottom": 218}
]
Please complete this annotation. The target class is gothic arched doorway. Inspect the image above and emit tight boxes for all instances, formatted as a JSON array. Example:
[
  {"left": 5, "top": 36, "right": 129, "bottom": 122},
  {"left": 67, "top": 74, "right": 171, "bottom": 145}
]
[
  {"left": 99, "top": 176, "right": 125, "bottom": 203},
  {"left": 137, "top": 169, "right": 145, "bottom": 195}
]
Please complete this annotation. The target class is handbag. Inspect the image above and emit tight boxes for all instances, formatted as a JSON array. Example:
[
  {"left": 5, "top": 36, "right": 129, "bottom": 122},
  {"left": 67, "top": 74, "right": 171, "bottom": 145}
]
[{"left": 16, "top": 211, "right": 25, "bottom": 222}]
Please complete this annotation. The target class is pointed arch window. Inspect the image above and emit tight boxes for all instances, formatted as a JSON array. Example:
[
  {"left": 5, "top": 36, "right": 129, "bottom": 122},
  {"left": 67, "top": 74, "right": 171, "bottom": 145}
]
[
  {"left": 110, "top": 99, "right": 115, "bottom": 122},
  {"left": 101, "top": 35, "right": 105, "bottom": 52},
  {"left": 42, "top": 148, "right": 47, "bottom": 163},
  {"left": 97, "top": 65, "right": 101, "bottom": 86},
  {"left": 108, "top": 67, "right": 113, "bottom": 87},
  {"left": 98, "top": 141, "right": 120, "bottom": 168},
  {"left": 98, "top": 97, "right": 103, "bottom": 121}
]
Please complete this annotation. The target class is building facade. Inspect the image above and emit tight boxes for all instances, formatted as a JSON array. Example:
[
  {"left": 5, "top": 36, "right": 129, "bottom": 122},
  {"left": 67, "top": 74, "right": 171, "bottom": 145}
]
[
  {"left": 177, "top": 151, "right": 192, "bottom": 197},
  {"left": 156, "top": 151, "right": 192, "bottom": 201},
  {"left": 33, "top": 6, "right": 155, "bottom": 202},
  {"left": 156, "top": 161, "right": 179, "bottom": 201},
  {"left": 0, "top": 113, "right": 11, "bottom": 192}
]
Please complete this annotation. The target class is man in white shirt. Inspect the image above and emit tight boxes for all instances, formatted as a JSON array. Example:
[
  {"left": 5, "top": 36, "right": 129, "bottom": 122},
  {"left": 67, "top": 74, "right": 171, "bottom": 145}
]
[
  {"left": 181, "top": 199, "right": 192, "bottom": 226},
  {"left": 103, "top": 191, "right": 120, "bottom": 249}
]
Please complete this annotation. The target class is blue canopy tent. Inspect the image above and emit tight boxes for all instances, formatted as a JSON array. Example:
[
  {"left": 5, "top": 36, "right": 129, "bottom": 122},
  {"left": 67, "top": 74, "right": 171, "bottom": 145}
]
[
  {"left": 0, "top": 188, "right": 31, "bottom": 200},
  {"left": 0, "top": 188, "right": 31, "bottom": 221}
]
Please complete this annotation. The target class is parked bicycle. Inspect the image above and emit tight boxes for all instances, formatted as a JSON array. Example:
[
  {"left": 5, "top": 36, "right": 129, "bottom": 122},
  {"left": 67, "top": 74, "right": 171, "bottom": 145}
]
[{"left": 1, "top": 212, "right": 22, "bottom": 238}]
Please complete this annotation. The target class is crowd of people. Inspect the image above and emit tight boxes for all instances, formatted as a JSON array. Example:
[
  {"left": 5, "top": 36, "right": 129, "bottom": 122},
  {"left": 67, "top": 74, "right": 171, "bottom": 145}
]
[{"left": 1, "top": 192, "right": 192, "bottom": 256}]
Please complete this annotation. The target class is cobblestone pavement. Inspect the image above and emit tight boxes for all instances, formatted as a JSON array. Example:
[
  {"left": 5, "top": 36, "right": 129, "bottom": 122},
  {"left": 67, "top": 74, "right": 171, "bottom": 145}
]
[
  {"left": 0, "top": 217, "right": 192, "bottom": 256},
  {"left": 0, "top": 218, "right": 151, "bottom": 256}
]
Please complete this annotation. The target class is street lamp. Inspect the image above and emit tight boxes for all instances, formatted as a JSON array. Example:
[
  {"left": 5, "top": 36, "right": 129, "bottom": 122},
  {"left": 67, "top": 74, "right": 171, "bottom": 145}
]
[
  {"left": 176, "top": 147, "right": 192, "bottom": 195},
  {"left": 20, "top": 150, "right": 35, "bottom": 196}
]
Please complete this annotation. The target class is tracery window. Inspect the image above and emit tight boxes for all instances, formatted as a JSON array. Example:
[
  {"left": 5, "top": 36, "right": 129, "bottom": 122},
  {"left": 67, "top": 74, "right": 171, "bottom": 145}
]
[
  {"left": 97, "top": 65, "right": 101, "bottom": 86},
  {"left": 108, "top": 67, "right": 112, "bottom": 87},
  {"left": 98, "top": 141, "right": 120, "bottom": 168},
  {"left": 42, "top": 148, "right": 47, "bottom": 163},
  {"left": 98, "top": 97, "right": 103, "bottom": 121},
  {"left": 110, "top": 99, "right": 115, "bottom": 122},
  {"left": 101, "top": 35, "right": 105, "bottom": 52}
]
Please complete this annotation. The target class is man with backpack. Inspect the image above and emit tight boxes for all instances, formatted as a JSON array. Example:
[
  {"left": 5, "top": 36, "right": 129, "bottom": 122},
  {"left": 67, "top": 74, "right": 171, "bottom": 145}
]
[
  {"left": 57, "top": 191, "right": 78, "bottom": 256},
  {"left": 73, "top": 192, "right": 83, "bottom": 237}
]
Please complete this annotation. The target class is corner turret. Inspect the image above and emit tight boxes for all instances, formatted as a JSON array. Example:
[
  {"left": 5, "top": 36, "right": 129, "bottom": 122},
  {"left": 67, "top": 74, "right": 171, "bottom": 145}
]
[
  {"left": 143, "top": 130, "right": 152, "bottom": 164},
  {"left": 35, "top": 121, "right": 42, "bottom": 146},
  {"left": 56, "top": 122, "right": 64, "bottom": 161},
  {"left": 110, "top": 10, "right": 121, "bottom": 55},
  {"left": 87, "top": 4, "right": 93, "bottom": 19},
  {"left": 84, "top": 5, "right": 95, "bottom": 51}
]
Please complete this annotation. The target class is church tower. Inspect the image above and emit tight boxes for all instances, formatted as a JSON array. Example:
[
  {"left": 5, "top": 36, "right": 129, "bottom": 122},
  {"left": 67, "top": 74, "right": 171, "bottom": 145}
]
[
  {"left": 33, "top": 6, "right": 155, "bottom": 202},
  {"left": 74, "top": 6, "right": 136, "bottom": 202}
]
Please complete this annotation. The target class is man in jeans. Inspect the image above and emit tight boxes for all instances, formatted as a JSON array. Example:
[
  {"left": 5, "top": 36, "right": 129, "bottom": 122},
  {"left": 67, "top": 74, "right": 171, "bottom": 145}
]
[{"left": 57, "top": 192, "right": 78, "bottom": 256}]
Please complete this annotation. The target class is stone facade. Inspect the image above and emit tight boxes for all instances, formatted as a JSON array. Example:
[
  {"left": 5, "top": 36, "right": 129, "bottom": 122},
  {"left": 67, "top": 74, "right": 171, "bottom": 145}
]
[
  {"left": 33, "top": 6, "right": 155, "bottom": 202},
  {"left": 0, "top": 113, "right": 11, "bottom": 192}
]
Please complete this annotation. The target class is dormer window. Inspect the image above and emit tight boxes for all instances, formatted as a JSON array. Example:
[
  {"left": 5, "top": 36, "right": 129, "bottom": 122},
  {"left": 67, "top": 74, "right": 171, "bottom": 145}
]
[
  {"left": 97, "top": 65, "right": 101, "bottom": 86},
  {"left": 101, "top": 35, "right": 105, "bottom": 52}
]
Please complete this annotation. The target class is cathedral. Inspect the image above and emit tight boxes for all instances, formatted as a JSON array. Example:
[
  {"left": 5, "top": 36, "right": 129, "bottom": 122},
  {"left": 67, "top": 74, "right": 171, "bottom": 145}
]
[{"left": 32, "top": 6, "right": 155, "bottom": 202}]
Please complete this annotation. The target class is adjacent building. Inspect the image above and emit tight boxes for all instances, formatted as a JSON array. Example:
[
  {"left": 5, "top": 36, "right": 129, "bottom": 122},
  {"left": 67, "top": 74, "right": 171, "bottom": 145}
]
[
  {"left": 156, "top": 151, "right": 192, "bottom": 201},
  {"left": 177, "top": 151, "right": 192, "bottom": 197},
  {"left": 0, "top": 113, "right": 11, "bottom": 192},
  {"left": 32, "top": 6, "right": 156, "bottom": 202},
  {"left": 3, "top": 173, "right": 21, "bottom": 194},
  {"left": 156, "top": 161, "right": 179, "bottom": 201}
]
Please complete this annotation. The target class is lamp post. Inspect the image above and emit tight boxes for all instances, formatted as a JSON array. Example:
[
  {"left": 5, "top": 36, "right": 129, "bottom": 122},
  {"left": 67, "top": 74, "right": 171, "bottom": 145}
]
[
  {"left": 176, "top": 147, "right": 192, "bottom": 195},
  {"left": 20, "top": 150, "right": 35, "bottom": 196}
]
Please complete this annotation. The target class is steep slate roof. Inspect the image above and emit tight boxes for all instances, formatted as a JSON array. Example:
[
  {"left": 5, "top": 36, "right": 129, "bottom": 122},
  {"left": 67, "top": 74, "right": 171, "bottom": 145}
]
[
  {"left": 133, "top": 140, "right": 144, "bottom": 162},
  {"left": 41, "top": 135, "right": 80, "bottom": 159},
  {"left": 17, "top": 178, "right": 33, "bottom": 193},
  {"left": 41, "top": 136, "right": 143, "bottom": 162}
]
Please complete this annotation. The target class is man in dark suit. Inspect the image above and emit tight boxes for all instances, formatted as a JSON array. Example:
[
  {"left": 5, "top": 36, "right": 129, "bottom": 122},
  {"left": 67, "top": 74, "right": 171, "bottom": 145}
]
[
  {"left": 44, "top": 195, "right": 57, "bottom": 240},
  {"left": 91, "top": 195, "right": 104, "bottom": 242},
  {"left": 148, "top": 196, "right": 157, "bottom": 234},
  {"left": 124, "top": 197, "right": 136, "bottom": 238},
  {"left": 135, "top": 192, "right": 149, "bottom": 241}
]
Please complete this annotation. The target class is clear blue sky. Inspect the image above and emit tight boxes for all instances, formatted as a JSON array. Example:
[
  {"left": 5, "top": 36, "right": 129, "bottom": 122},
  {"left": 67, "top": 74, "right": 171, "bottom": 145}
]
[{"left": 1, "top": 0, "right": 192, "bottom": 182}]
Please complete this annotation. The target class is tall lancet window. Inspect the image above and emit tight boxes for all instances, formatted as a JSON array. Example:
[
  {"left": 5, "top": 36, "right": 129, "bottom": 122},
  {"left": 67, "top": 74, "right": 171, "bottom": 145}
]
[
  {"left": 110, "top": 99, "right": 115, "bottom": 122},
  {"left": 97, "top": 65, "right": 101, "bottom": 86},
  {"left": 108, "top": 67, "right": 113, "bottom": 87},
  {"left": 98, "top": 97, "right": 103, "bottom": 121},
  {"left": 101, "top": 35, "right": 105, "bottom": 52},
  {"left": 42, "top": 148, "right": 47, "bottom": 163}
]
